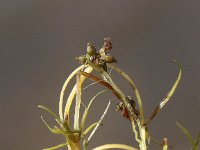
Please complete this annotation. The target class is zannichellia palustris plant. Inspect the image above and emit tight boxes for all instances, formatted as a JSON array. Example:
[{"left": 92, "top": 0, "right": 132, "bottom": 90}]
[{"left": 38, "top": 38, "right": 200, "bottom": 150}]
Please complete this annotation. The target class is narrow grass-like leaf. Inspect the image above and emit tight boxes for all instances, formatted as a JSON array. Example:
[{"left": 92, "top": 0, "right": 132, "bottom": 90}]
[
  {"left": 81, "top": 122, "right": 98, "bottom": 138},
  {"left": 79, "top": 71, "right": 113, "bottom": 90},
  {"left": 159, "top": 60, "right": 182, "bottom": 109},
  {"left": 144, "top": 60, "right": 182, "bottom": 126},
  {"left": 79, "top": 71, "right": 120, "bottom": 98},
  {"left": 43, "top": 143, "right": 68, "bottom": 150},
  {"left": 55, "top": 118, "right": 71, "bottom": 132},
  {"left": 107, "top": 64, "right": 145, "bottom": 124},
  {"left": 38, "top": 105, "right": 62, "bottom": 125},
  {"left": 193, "top": 132, "right": 200, "bottom": 150},
  {"left": 59, "top": 65, "right": 88, "bottom": 120},
  {"left": 81, "top": 102, "right": 87, "bottom": 109},
  {"left": 64, "top": 66, "right": 93, "bottom": 123},
  {"left": 92, "top": 144, "right": 138, "bottom": 150},
  {"left": 74, "top": 72, "right": 82, "bottom": 130},
  {"left": 83, "top": 139, "right": 88, "bottom": 150},
  {"left": 41, "top": 116, "right": 64, "bottom": 135},
  {"left": 176, "top": 122, "right": 194, "bottom": 145},
  {"left": 80, "top": 90, "right": 110, "bottom": 131},
  {"left": 87, "top": 101, "right": 111, "bottom": 143}
]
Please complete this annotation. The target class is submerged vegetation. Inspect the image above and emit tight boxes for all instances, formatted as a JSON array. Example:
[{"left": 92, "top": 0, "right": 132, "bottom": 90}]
[{"left": 38, "top": 38, "right": 198, "bottom": 150}]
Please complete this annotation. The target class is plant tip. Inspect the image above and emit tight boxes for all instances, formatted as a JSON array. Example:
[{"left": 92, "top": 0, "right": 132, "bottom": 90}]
[{"left": 171, "top": 60, "right": 177, "bottom": 63}]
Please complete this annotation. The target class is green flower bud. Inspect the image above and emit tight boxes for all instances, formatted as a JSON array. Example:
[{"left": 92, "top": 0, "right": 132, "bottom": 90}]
[
  {"left": 102, "top": 54, "right": 117, "bottom": 63},
  {"left": 87, "top": 43, "right": 96, "bottom": 56}
]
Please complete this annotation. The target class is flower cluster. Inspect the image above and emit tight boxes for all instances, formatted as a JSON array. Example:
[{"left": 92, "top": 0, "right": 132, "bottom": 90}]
[{"left": 77, "top": 37, "right": 117, "bottom": 72}]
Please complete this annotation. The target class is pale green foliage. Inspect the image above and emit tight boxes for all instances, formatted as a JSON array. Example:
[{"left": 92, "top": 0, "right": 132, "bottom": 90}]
[
  {"left": 38, "top": 38, "right": 186, "bottom": 150},
  {"left": 176, "top": 122, "right": 200, "bottom": 150}
]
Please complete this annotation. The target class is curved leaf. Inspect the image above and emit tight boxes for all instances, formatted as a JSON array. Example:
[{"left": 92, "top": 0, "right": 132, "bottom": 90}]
[
  {"left": 176, "top": 122, "right": 194, "bottom": 145},
  {"left": 63, "top": 66, "right": 93, "bottom": 124},
  {"left": 81, "top": 122, "right": 98, "bottom": 138},
  {"left": 59, "top": 65, "right": 88, "bottom": 120},
  {"left": 87, "top": 101, "right": 111, "bottom": 143},
  {"left": 80, "top": 90, "right": 110, "bottom": 131},
  {"left": 92, "top": 144, "right": 138, "bottom": 150},
  {"left": 41, "top": 116, "right": 65, "bottom": 135},
  {"left": 74, "top": 72, "right": 82, "bottom": 130},
  {"left": 38, "top": 105, "right": 62, "bottom": 125},
  {"left": 144, "top": 60, "right": 182, "bottom": 126},
  {"left": 43, "top": 143, "right": 68, "bottom": 150},
  {"left": 193, "top": 132, "right": 200, "bottom": 150}
]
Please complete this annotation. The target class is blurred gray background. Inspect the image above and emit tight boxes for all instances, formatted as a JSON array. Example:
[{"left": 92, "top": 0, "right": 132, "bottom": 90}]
[{"left": 0, "top": 0, "right": 199, "bottom": 150}]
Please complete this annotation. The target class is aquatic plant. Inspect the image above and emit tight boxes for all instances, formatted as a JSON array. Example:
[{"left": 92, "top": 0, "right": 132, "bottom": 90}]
[{"left": 38, "top": 38, "right": 182, "bottom": 150}]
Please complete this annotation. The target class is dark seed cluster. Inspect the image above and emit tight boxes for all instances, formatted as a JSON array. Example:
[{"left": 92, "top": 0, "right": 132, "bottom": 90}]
[
  {"left": 116, "top": 96, "right": 140, "bottom": 120},
  {"left": 76, "top": 38, "right": 117, "bottom": 72}
]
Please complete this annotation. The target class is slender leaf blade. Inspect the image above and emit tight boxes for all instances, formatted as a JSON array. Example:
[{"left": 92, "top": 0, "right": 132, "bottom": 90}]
[
  {"left": 144, "top": 60, "right": 182, "bottom": 126},
  {"left": 80, "top": 90, "right": 110, "bottom": 131},
  {"left": 74, "top": 72, "right": 82, "bottom": 130},
  {"left": 193, "top": 132, "right": 200, "bottom": 150},
  {"left": 38, "top": 105, "right": 62, "bottom": 124},
  {"left": 92, "top": 144, "right": 138, "bottom": 150},
  {"left": 176, "top": 122, "right": 194, "bottom": 145},
  {"left": 43, "top": 143, "right": 68, "bottom": 150},
  {"left": 64, "top": 66, "right": 93, "bottom": 123},
  {"left": 41, "top": 116, "right": 64, "bottom": 135},
  {"left": 59, "top": 64, "right": 88, "bottom": 120},
  {"left": 82, "top": 122, "right": 98, "bottom": 138}
]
